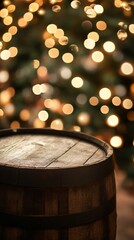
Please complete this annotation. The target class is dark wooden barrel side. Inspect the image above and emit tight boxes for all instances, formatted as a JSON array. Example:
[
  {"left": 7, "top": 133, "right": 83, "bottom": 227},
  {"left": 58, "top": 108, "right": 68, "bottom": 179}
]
[{"left": 0, "top": 128, "right": 116, "bottom": 240}]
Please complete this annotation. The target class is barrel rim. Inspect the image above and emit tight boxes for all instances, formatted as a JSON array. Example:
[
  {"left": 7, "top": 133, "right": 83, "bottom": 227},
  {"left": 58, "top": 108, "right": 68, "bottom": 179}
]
[
  {"left": 0, "top": 128, "right": 114, "bottom": 187},
  {"left": 0, "top": 127, "right": 113, "bottom": 156}
]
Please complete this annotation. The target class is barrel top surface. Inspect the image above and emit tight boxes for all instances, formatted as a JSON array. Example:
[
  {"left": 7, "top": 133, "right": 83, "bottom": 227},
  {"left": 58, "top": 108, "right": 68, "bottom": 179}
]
[{"left": 0, "top": 128, "right": 113, "bottom": 170}]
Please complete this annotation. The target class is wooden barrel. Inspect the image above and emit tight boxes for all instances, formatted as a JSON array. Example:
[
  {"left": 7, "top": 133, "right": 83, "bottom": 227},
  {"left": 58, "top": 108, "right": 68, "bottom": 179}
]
[{"left": 0, "top": 128, "right": 116, "bottom": 240}]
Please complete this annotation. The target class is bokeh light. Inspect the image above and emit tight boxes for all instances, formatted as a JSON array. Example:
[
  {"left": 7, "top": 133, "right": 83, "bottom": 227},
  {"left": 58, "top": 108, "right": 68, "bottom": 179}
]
[
  {"left": 110, "top": 136, "right": 123, "bottom": 148},
  {"left": 99, "top": 88, "right": 111, "bottom": 100}
]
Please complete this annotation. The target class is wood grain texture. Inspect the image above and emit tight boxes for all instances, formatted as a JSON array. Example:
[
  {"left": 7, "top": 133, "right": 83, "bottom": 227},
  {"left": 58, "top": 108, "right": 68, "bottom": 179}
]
[
  {"left": 0, "top": 129, "right": 116, "bottom": 240},
  {"left": 0, "top": 134, "right": 105, "bottom": 168}
]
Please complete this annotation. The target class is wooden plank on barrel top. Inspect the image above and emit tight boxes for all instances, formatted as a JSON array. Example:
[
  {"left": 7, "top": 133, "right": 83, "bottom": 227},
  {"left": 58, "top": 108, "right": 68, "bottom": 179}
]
[
  {"left": 48, "top": 141, "right": 101, "bottom": 168},
  {"left": 0, "top": 135, "right": 78, "bottom": 168}
]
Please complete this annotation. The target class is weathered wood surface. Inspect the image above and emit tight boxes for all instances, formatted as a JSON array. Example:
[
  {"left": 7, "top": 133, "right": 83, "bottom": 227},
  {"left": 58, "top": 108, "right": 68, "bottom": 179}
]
[
  {"left": 0, "top": 134, "right": 106, "bottom": 168},
  {"left": 0, "top": 129, "right": 116, "bottom": 240}
]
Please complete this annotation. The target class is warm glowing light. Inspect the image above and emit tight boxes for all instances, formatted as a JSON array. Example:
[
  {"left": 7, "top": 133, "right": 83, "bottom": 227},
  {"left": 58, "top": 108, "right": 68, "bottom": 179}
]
[
  {"left": 54, "top": 28, "right": 64, "bottom": 38},
  {"left": 9, "top": 47, "right": 18, "bottom": 57},
  {"left": 99, "top": 88, "right": 111, "bottom": 100},
  {"left": 87, "top": 31, "right": 99, "bottom": 42},
  {"left": 44, "top": 98, "right": 61, "bottom": 112},
  {"left": 4, "top": 103, "right": 15, "bottom": 116},
  {"left": 60, "top": 67, "right": 72, "bottom": 79},
  {"left": 92, "top": 51, "right": 104, "bottom": 63},
  {"left": 107, "top": 115, "right": 119, "bottom": 127},
  {"left": 44, "top": 99, "right": 53, "bottom": 108},
  {"left": 110, "top": 136, "right": 123, "bottom": 148},
  {"left": 114, "top": 0, "right": 123, "bottom": 8},
  {"left": 2, "top": 32, "right": 12, "bottom": 42},
  {"left": 18, "top": 18, "right": 27, "bottom": 28},
  {"left": 71, "top": 76, "right": 83, "bottom": 88},
  {"left": 58, "top": 36, "right": 68, "bottom": 45},
  {"left": 24, "top": 12, "right": 33, "bottom": 22},
  {"left": 0, "top": 50, "right": 10, "bottom": 60},
  {"left": 10, "top": 121, "right": 20, "bottom": 129},
  {"left": 33, "top": 59, "right": 40, "bottom": 69},
  {"left": 8, "top": 26, "right": 18, "bottom": 35},
  {"left": 32, "top": 84, "right": 41, "bottom": 95},
  {"left": 48, "top": 48, "right": 59, "bottom": 58},
  {"left": 71, "top": 0, "right": 81, "bottom": 9},
  {"left": 103, "top": 41, "right": 115, "bottom": 53},
  {"left": 38, "top": 110, "right": 49, "bottom": 121},
  {"left": 100, "top": 105, "right": 109, "bottom": 114},
  {"left": 7, "top": 4, "right": 16, "bottom": 13},
  {"left": 77, "top": 112, "right": 90, "bottom": 126},
  {"left": 94, "top": 4, "right": 104, "bottom": 14},
  {"left": 73, "top": 125, "right": 81, "bottom": 132},
  {"left": 122, "top": 98, "right": 133, "bottom": 109},
  {"left": 120, "top": 62, "right": 133, "bottom": 75},
  {"left": 96, "top": 21, "right": 107, "bottom": 31},
  {"left": 130, "top": 83, "right": 134, "bottom": 93},
  {"left": 0, "top": 8, "right": 8, "bottom": 18},
  {"left": 62, "top": 103, "right": 74, "bottom": 115},
  {"left": 0, "top": 109, "right": 4, "bottom": 117},
  {"left": 47, "top": 24, "right": 57, "bottom": 33},
  {"left": 20, "top": 109, "right": 30, "bottom": 121},
  {"left": 84, "top": 38, "right": 95, "bottom": 49},
  {"left": 89, "top": 96, "right": 99, "bottom": 106},
  {"left": 52, "top": 5, "right": 61, "bottom": 12},
  {"left": 112, "top": 96, "right": 121, "bottom": 106},
  {"left": 0, "top": 70, "right": 9, "bottom": 83},
  {"left": 117, "top": 29, "right": 127, "bottom": 40},
  {"left": 84, "top": 7, "right": 97, "bottom": 18},
  {"left": 45, "top": 38, "right": 55, "bottom": 48},
  {"left": 38, "top": 9, "right": 45, "bottom": 15},
  {"left": 33, "top": 118, "right": 46, "bottom": 128},
  {"left": 3, "top": 16, "right": 13, "bottom": 25},
  {"left": 129, "top": 24, "right": 134, "bottom": 34},
  {"left": 37, "top": 66, "right": 48, "bottom": 79},
  {"left": 50, "top": 119, "right": 64, "bottom": 130},
  {"left": 0, "top": 89, "right": 11, "bottom": 105},
  {"left": 29, "top": 2, "right": 39, "bottom": 12},
  {"left": 62, "top": 53, "right": 74, "bottom": 63},
  {"left": 3, "top": 1, "right": 11, "bottom": 6}
]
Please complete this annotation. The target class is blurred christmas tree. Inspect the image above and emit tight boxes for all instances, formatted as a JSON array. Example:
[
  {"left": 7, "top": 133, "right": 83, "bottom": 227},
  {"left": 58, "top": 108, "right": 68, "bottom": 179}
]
[{"left": 0, "top": 0, "right": 134, "bottom": 176}]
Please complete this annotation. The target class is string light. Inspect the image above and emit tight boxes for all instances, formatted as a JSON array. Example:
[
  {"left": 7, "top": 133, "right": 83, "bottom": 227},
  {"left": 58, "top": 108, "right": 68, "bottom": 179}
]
[
  {"left": 92, "top": 51, "right": 104, "bottom": 63},
  {"left": 71, "top": 76, "right": 84, "bottom": 88},
  {"left": 60, "top": 67, "right": 72, "bottom": 79},
  {"left": 77, "top": 112, "right": 91, "bottom": 126},
  {"left": 100, "top": 105, "right": 109, "bottom": 114},
  {"left": 38, "top": 110, "right": 49, "bottom": 121},
  {"left": 29, "top": 2, "right": 39, "bottom": 12},
  {"left": 0, "top": 109, "right": 4, "bottom": 117},
  {"left": 112, "top": 96, "right": 121, "bottom": 106},
  {"left": 89, "top": 96, "right": 99, "bottom": 106},
  {"left": 62, "top": 104, "right": 74, "bottom": 115},
  {"left": 0, "top": 70, "right": 9, "bottom": 83},
  {"left": 99, "top": 88, "right": 111, "bottom": 100},
  {"left": 103, "top": 41, "right": 116, "bottom": 53},
  {"left": 96, "top": 21, "right": 107, "bottom": 31},
  {"left": 48, "top": 48, "right": 59, "bottom": 58},
  {"left": 122, "top": 98, "right": 133, "bottom": 109},
  {"left": 0, "top": 50, "right": 10, "bottom": 60},
  {"left": 120, "top": 62, "right": 133, "bottom": 75},
  {"left": 62, "top": 53, "right": 74, "bottom": 63},
  {"left": 106, "top": 114, "right": 119, "bottom": 127},
  {"left": 50, "top": 119, "right": 64, "bottom": 130},
  {"left": 110, "top": 136, "right": 123, "bottom": 148}
]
